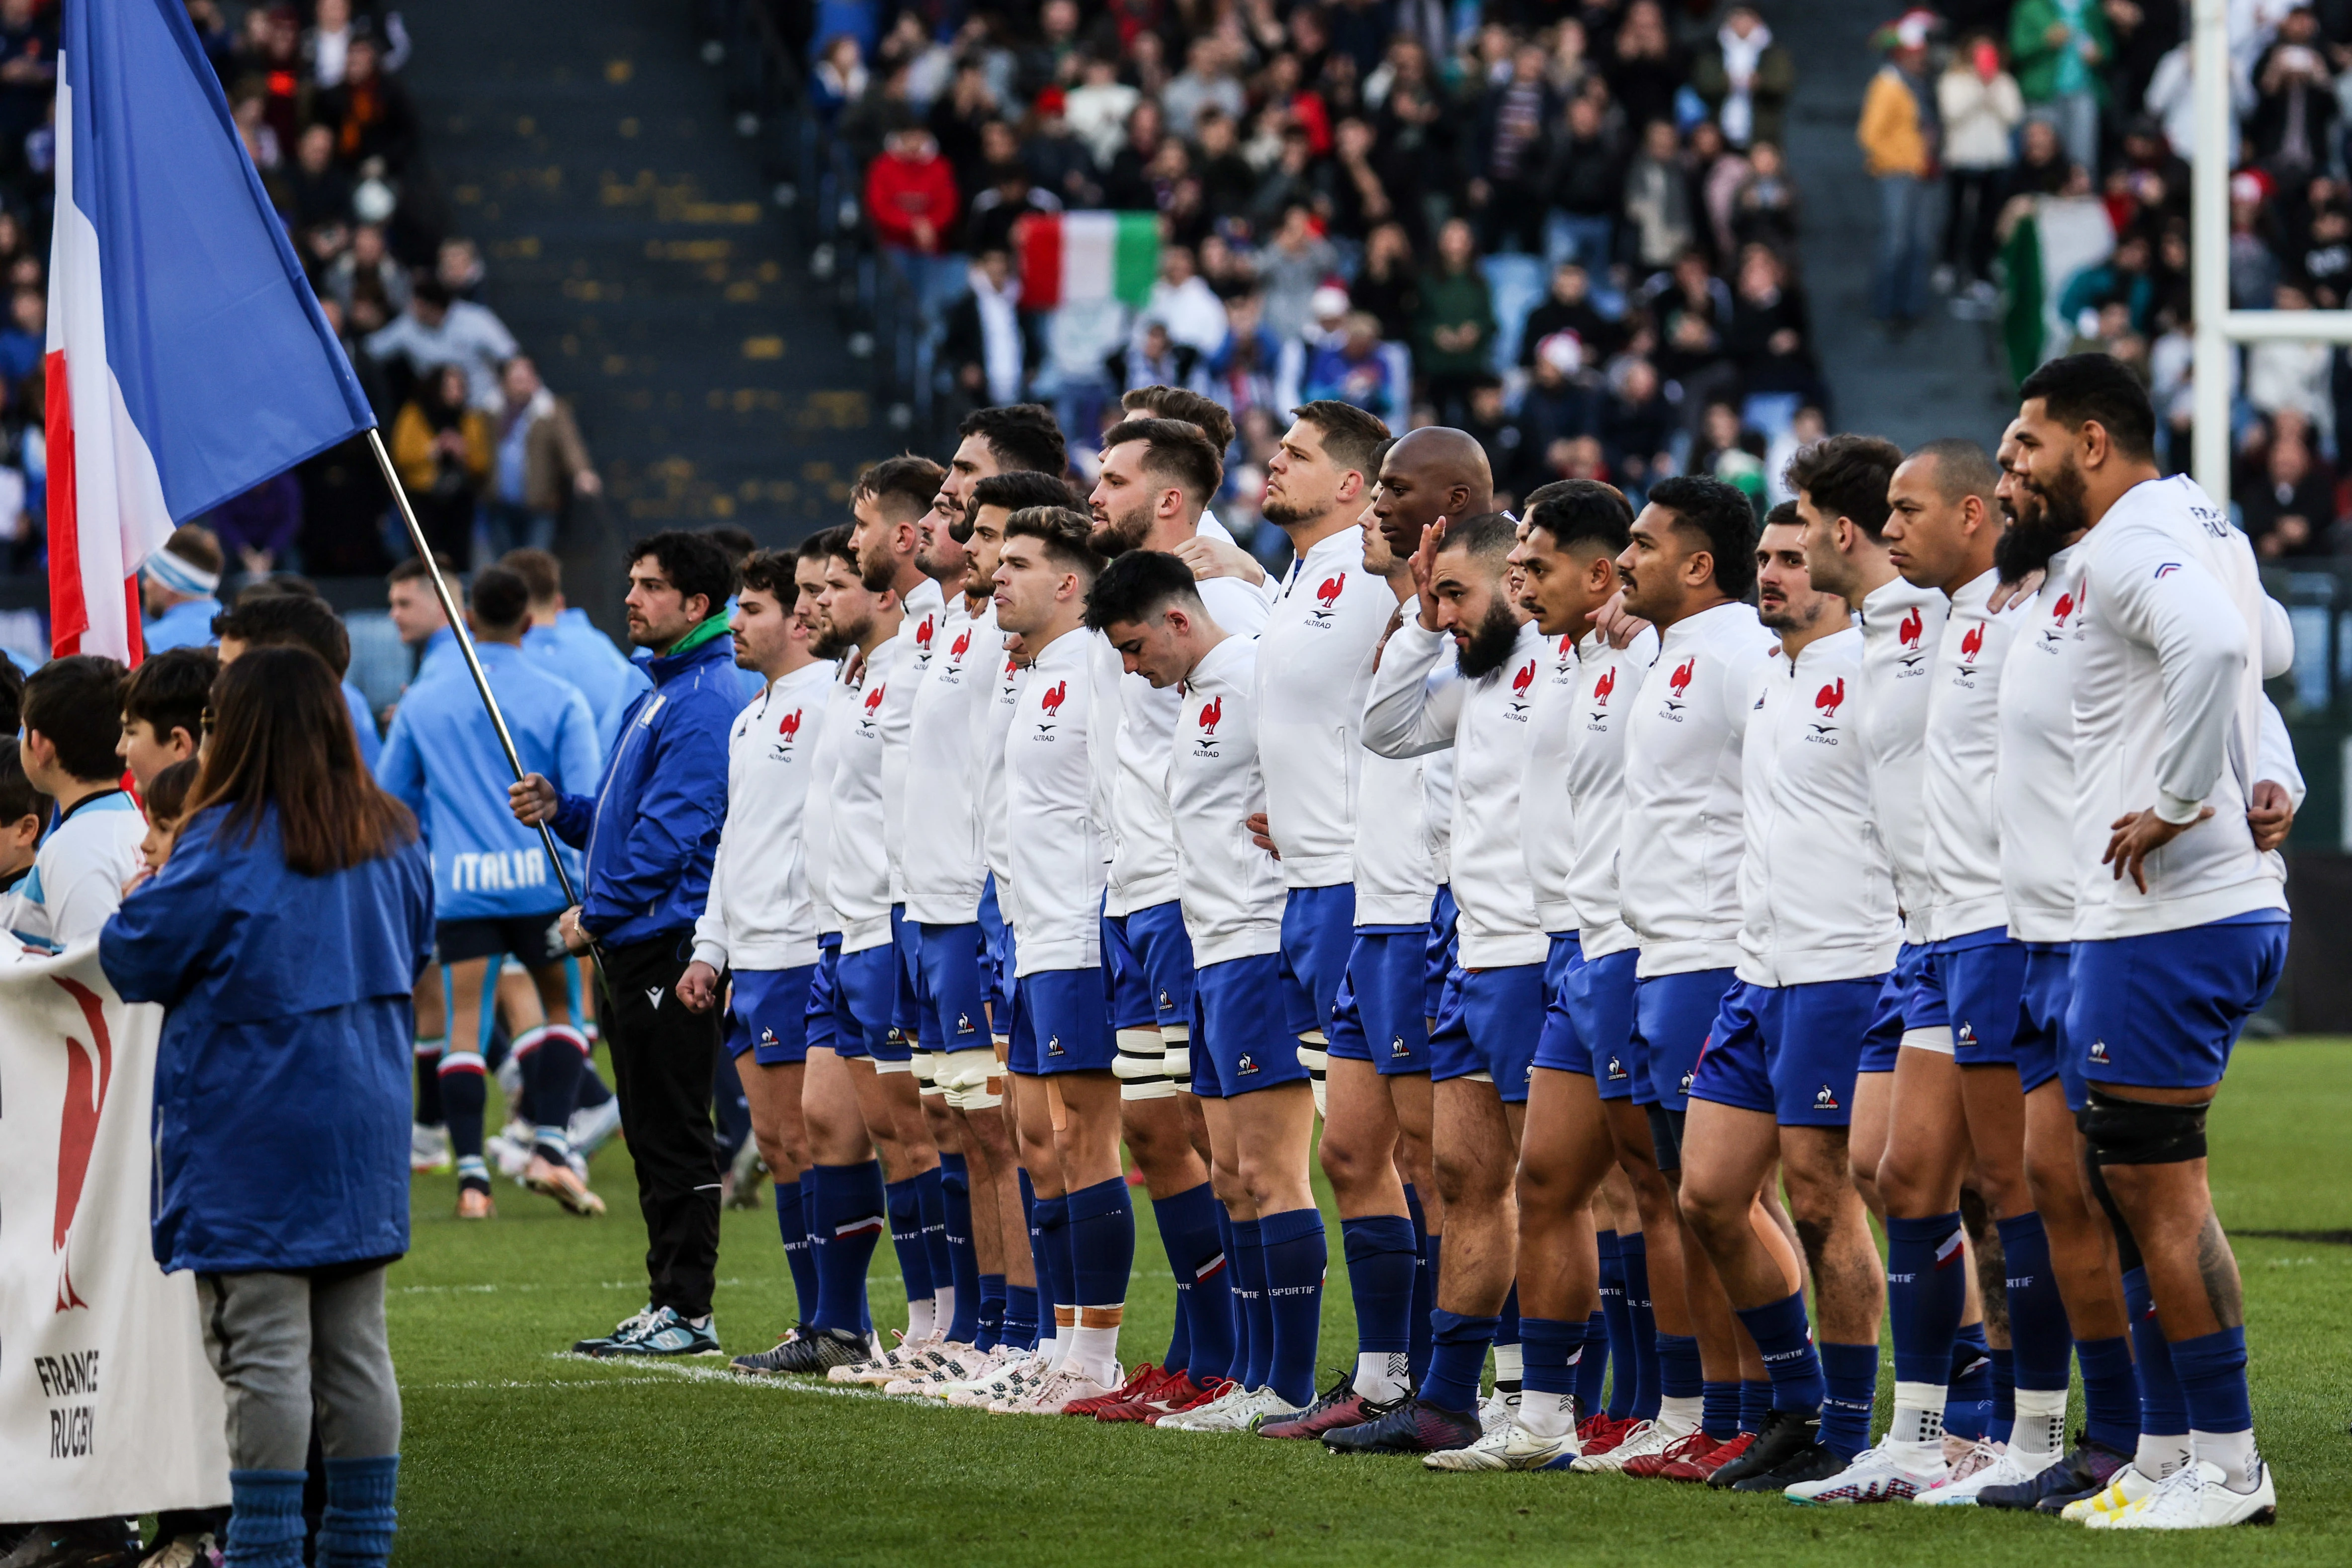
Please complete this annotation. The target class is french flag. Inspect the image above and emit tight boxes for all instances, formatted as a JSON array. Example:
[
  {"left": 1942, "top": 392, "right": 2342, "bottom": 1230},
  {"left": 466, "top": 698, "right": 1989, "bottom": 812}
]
[{"left": 46, "top": 0, "right": 373, "bottom": 662}]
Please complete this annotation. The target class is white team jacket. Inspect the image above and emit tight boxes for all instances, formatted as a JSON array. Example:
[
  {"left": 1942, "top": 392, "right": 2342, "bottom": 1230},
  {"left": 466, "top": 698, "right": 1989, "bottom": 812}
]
[
  {"left": 1170, "top": 636, "right": 1287, "bottom": 964},
  {"left": 1521, "top": 631, "right": 1584, "bottom": 933},
  {"left": 1856, "top": 574, "right": 1947, "bottom": 942},
  {"left": 1257, "top": 529, "right": 1394, "bottom": 890},
  {"left": 1363, "top": 617, "right": 1551, "bottom": 969},
  {"left": 1619, "top": 600, "right": 1776, "bottom": 977},
  {"left": 902, "top": 596, "right": 998, "bottom": 926},
  {"left": 2070, "top": 476, "right": 2287, "bottom": 938},
  {"left": 1735, "top": 627, "right": 1900, "bottom": 986},
  {"left": 1562, "top": 625, "right": 1661, "bottom": 960},
  {"left": 692, "top": 659, "right": 838, "bottom": 973},
  {"left": 1921, "top": 568, "right": 2026, "bottom": 941},
  {"left": 1005, "top": 627, "right": 1105, "bottom": 975}
]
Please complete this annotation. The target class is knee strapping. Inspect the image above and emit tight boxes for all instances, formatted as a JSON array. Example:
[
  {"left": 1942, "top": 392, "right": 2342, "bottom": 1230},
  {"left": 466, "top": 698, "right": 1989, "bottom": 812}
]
[
  {"left": 2078, "top": 1089, "right": 2208, "bottom": 1167},
  {"left": 1115, "top": 1026, "right": 1175, "bottom": 1100}
]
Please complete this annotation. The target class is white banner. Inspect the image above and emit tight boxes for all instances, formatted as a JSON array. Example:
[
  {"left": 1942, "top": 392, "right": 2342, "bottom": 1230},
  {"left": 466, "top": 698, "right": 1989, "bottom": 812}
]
[{"left": 0, "top": 940, "right": 227, "bottom": 1523}]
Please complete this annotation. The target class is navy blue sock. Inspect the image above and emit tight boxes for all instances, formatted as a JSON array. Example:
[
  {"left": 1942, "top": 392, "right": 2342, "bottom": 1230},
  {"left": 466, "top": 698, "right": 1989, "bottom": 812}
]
[
  {"left": 1576, "top": 1311, "right": 1609, "bottom": 1418},
  {"left": 1032, "top": 1194, "right": 1071, "bottom": 1344},
  {"left": 1621, "top": 1233, "right": 1663, "bottom": 1420},
  {"left": 1004, "top": 1283, "right": 1040, "bottom": 1351},
  {"left": 885, "top": 1176, "right": 934, "bottom": 1317},
  {"left": 1701, "top": 1379, "right": 1740, "bottom": 1439},
  {"left": 1424, "top": 1310, "right": 1500, "bottom": 1411},
  {"left": 2167, "top": 1326, "right": 2251, "bottom": 1434},
  {"left": 1341, "top": 1214, "right": 1418, "bottom": 1356},
  {"left": 1597, "top": 1230, "right": 1634, "bottom": 1417},
  {"left": 1154, "top": 1181, "right": 1228, "bottom": 1377},
  {"left": 1740, "top": 1378, "right": 1772, "bottom": 1433},
  {"left": 914, "top": 1166, "right": 955, "bottom": 1310},
  {"left": 438, "top": 1054, "right": 487, "bottom": 1185},
  {"left": 977, "top": 1272, "right": 1007, "bottom": 1353},
  {"left": 1947, "top": 1322, "right": 1994, "bottom": 1440},
  {"left": 1414, "top": 1224, "right": 1440, "bottom": 1390},
  {"left": 809, "top": 1162, "right": 886, "bottom": 1334},
  {"left": 1521, "top": 1316, "right": 1588, "bottom": 1412},
  {"left": 1496, "top": 1283, "right": 1521, "bottom": 1348},
  {"left": 1405, "top": 1184, "right": 1434, "bottom": 1388},
  {"left": 1885, "top": 1212, "right": 1967, "bottom": 1386},
  {"left": 1212, "top": 1207, "right": 1244, "bottom": 1384},
  {"left": 320, "top": 1453, "right": 399, "bottom": 1568},
  {"left": 1656, "top": 1332, "right": 1702, "bottom": 1406},
  {"left": 935, "top": 1155, "right": 980, "bottom": 1341},
  {"left": 1232, "top": 1217, "right": 1270, "bottom": 1390},
  {"left": 2076, "top": 1335, "right": 2143, "bottom": 1453},
  {"left": 1260, "top": 1207, "right": 1328, "bottom": 1407},
  {"left": 2125, "top": 1267, "right": 2190, "bottom": 1437},
  {"left": 227, "top": 1468, "right": 307, "bottom": 1568},
  {"left": 773, "top": 1177, "right": 818, "bottom": 1326},
  {"left": 1996, "top": 1212, "right": 2074, "bottom": 1397},
  {"left": 1065, "top": 1176, "right": 1135, "bottom": 1309},
  {"left": 1732, "top": 1290, "right": 1824, "bottom": 1412},
  {"left": 1990, "top": 1346, "right": 2017, "bottom": 1444},
  {"left": 1820, "top": 1341, "right": 1879, "bottom": 1460}
]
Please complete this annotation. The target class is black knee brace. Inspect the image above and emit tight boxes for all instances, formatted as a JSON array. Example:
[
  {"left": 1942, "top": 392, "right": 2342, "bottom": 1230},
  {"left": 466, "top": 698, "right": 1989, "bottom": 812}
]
[{"left": 2077, "top": 1088, "right": 2209, "bottom": 1168}]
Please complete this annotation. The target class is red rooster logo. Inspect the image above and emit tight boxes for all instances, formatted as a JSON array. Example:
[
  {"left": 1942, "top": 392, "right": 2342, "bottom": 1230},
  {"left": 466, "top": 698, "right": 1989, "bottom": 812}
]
[
  {"left": 1040, "top": 681, "right": 1067, "bottom": 716},
  {"left": 1316, "top": 575, "right": 1345, "bottom": 608},
  {"left": 1594, "top": 667, "right": 1616, "bottom": 705},
  {"left": 864, "top": 682, "right": 887, "bottom": 713},
  {"left": 2052, "top": 592, "right": 2075, "bottom": 626},
  {"left": 1815, "top": 678, "right": 1846, "bottom": 717},
  {"left": 1198, "top": 695, "right": 1223, "bottom": 733},
  {"left": 1960, "top": 623, "right": 1985, "bottom": 663},
  {"left": 53, "top": 977, "right": 111, "bottom": 1313},
  {"left": 950, "top": 628, "right": 972, "bottom": 660},
  {"left": 1670, "top": 658, "right": 1695, "bottom": 697},
  {"left": 1899, "top": 606, "right": 1923, "bottom": 648},
  {"left": 1512, "top": 661, "right": 1536, "bottom": 696},
  {"left": 915, "top": 614, "right": 936, "bottom": 650},
  {"left": 777, "top": 708, "right": 802, "bottom": 739}
]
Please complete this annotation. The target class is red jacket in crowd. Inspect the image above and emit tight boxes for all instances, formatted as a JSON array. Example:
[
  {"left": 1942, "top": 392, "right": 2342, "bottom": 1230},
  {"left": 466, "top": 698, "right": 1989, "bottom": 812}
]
[{"left": 866, "top": 145, "right": 960, "bottom": 254}]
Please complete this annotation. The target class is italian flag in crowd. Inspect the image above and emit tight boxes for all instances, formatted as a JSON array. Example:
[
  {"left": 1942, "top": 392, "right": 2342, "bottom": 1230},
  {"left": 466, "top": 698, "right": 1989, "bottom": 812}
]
[{"left": 1018, "top": 212, "right": 1159, "bottom": 309}]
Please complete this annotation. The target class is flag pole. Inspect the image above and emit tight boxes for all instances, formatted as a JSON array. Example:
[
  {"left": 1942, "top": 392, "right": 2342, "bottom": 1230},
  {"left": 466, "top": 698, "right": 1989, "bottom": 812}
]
[{"left": 363, "top": 426, "right": 587, "bottom": 922}]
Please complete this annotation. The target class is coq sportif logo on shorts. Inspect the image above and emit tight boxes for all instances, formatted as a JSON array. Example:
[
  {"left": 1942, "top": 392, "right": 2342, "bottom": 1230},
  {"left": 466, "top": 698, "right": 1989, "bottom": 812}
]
[
  {"left": 1235, "top": 1052, "right": 1259, "bottom": 1075},
  {"left": 1391, "top": 1035, "right": 1410, "bottom": 1058},
  {"left": 1046, "top": 1033, "right": 1065, "bottom": 1056},
  {"left": 1606, "top": 1054, "right": 1627, "bottom": 1081},
  {"left": 1814, "top": 1082, "right": 1840, "bottom": 1110},
  {"left": 2088, "top": 1039, "right": 2111, "bottom": 1065}
]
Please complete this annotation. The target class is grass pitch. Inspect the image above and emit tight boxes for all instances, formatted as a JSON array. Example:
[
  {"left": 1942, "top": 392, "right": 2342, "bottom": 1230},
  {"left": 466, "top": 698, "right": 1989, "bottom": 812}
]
[{"left": 390, "top": 1042, "right": 2352, "bottom": 1566}]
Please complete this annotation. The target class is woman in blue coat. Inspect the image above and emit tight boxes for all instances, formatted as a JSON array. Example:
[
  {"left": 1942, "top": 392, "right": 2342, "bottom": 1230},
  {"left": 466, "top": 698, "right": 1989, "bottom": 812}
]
[{"left": 101, "top": 646, "right": 433, "bottom": 1568}]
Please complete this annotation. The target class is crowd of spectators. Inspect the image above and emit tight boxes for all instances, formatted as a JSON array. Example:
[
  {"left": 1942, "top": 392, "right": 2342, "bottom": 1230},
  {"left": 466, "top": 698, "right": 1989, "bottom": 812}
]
[
  {"left": 0, "top": 0, "right": 598, "bottom": 589},
  {"left": 1856, "top": 1, "right": 2352, "bottom": 563},
  {"left": 825, "top": 0, "right": 1829, "bottom": 530}
]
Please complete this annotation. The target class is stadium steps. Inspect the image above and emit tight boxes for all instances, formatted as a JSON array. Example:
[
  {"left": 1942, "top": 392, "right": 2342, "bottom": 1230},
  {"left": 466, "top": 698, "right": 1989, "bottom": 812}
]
[
  {"left": 1776, "top": 5, "right": 2016, "bottom": 447},
  {"left": 397, "top": 0, "right": 889, "bottom": 552}
]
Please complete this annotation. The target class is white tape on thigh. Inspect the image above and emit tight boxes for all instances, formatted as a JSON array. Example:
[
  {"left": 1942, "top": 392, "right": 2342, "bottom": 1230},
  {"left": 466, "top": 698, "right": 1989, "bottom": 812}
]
[
  {"left": 939, "top": 1047, "right": 999, "bottom": 1092},
  {"left": 1297, "top": 1044, "right": 1329, "bottom": 1080},
  {"left": 1464, "top": 1069, "right": 1494, "bottom": 1084},
  {"left": 873, "top": 1056, "right": 915, "bottom": 1075},
  {"left": 1901, "top": 1026, "right": 1956, "bottom": 1057},
  {"left": 947, "top": 1080, "right": 1005, "bottom": 1111},
  {"left": 1113, "top": 1027, "right": 1169, "bottom": 1080},
  {"left": 1160, "top": 1024, "right": 1192, "bottom": 1089},
  {"left": 1311, "top": 1076, "right": 1327, "bottom": 1118},
  {"left": 910, "top": 1052, "right": 938, "bottom": 1083}
]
